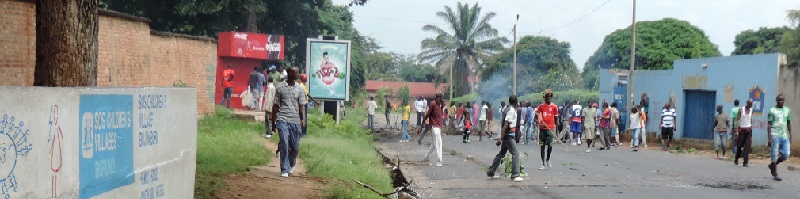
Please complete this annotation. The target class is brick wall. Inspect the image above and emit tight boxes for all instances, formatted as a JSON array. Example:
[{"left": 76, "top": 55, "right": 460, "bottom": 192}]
[
  {"left": 0, "top": 1, "right": 217, "bottom": 116},
  {"left": 0, "top": 1, "right": 35, "bottom": 86}
]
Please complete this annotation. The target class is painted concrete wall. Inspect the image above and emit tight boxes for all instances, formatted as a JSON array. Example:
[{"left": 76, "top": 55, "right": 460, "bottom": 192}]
[
  {"left": 0, "top": 87, "right": 197, "bottom": 199},
  {"left": 779, "top": 60, "right": 800, "bottom": 149},
  {"left": 600, "top": 53, "right": 782, "bottom": 146}
]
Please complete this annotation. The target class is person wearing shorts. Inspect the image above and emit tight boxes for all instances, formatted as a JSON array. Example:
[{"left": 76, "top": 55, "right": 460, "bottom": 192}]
[
  {"left": 660, "top": 102, "right": 677, "bottom": 151},
  {"left": 570, "top": 100, "right": 583, "bottom": 146},
  {"left": 582, "top": 102, "right": 598, "bottom": 152},
  {"left": 713, "top": 105, "right": 729, "bottom": 159},
  {"left": 768, "top": 94, "right": 791, "bottom": 181},
  {"left": 478, "top": 101, "right": 488, "bottom": 141},
  {"left": 537, "top": 90, "right": 558, "bottom": 170}
]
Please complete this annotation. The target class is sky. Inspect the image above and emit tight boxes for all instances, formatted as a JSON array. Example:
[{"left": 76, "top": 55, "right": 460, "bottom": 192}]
[{"left": 331, "top": 0, "right": 799, "bottom": 71}]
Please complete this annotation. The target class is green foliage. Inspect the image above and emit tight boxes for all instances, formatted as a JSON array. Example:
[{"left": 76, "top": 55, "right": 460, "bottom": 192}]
[
  {"left": 450, "top": 93, "right": 479, "bottom": 105},
  {"left": 732, "top": 27, "right": 791, "bottom": 55},
  {"left": 482, "top": 36, "right": 582, "bottom": 94},
  {"left": 376, "top": 86, "right": 393, "bottom": 112},
  {"left": 520, "top": 89, "right": 599, "bottom": 105},
  {"left": 418, "top": 2, "right": 509, "bottom": 98},
  {"left": 195, "top": 106, "right": 270, "bottom": 199},
  {"left": 397, "top": 84, "right": 410, "bottom": 105},
  {"left": 363, "top": 51, "right": 402, "bottom": 81},
  {"left": 582, "top": 18, "right": 721, "bottom": 90},
  {"left": 303, "top": 110, "right": 393, "bottom": 199},
  {"left": 781, "top": 10, "right": 800, "bottom": 66},
  {"left": 101, "top": 0, "right": 378, "bottom": 99}
]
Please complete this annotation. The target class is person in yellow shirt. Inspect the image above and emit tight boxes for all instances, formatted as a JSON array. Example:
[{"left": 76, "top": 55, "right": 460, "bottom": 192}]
[
  {"left": 300, "top": 74, "right": 314, "bottom": 137},
  {"left": 401, "top": 100, "right": 412, "bottom": 142}
]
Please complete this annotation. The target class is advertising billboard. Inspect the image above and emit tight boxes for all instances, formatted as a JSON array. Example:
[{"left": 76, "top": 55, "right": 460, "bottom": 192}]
[
  {"left": 306, "top": 39, "right": 351, "bottom": 101},
  {"left": 217, "top": 32, "right": 284, "bottom": 60}
]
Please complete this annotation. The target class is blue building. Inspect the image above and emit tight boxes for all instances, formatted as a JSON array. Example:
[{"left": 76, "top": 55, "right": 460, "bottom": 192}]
[{"left": 599, "top": 53, "right": 791, "bottom": 147}]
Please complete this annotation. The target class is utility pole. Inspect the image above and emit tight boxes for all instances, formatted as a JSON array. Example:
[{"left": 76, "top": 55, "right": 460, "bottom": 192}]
[
  {"left": 449, "top": 57, "right": 453, "bottom": 101},
  {"left": 629, "top": 0, "right": 636, "bottom": 106},
  {"left": 513, "top": 14, "right": 519, "bottom": 96}
]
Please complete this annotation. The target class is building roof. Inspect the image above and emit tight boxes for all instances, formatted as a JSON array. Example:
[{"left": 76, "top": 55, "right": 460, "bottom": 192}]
[{"left": 365, "top": 80, "right": 447, "bottom": 98}]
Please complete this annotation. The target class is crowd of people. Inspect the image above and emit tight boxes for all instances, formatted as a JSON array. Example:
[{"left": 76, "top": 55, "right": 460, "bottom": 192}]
[
  {"left": 380, "top": 90, "right": 792, "bottom": 182},
  {"left": 221, "top": 64, "right": 792, "bottom": 182}
]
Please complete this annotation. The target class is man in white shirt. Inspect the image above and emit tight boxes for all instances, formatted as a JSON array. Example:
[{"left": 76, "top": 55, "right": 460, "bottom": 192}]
[
  {"left": 479, "top": 101, "right": 489, "bottom": 141},
  {"left": 660, "top": 102, "right": 677, "bottom": 151},
  {"left": 263, "top": 77, "right": 277, "bottom": 138},
  {"left": 415, "top": 97, "right": 426, "bottom": 127},
  {"left": 367, "top": 96, "right": 378, "bottom": 130},
  {"left": 486, "top": 95, "right": 522, "bottom": 182}
]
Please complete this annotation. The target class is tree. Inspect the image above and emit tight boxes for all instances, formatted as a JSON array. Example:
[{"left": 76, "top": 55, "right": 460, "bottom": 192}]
[
  {"left": 396, "top": 84, "right": 410, "bottom": 105},
  {"left": 582, "top": 18, "right": 721, "bottom": 90},
  {"left": 393, "top": 54, "right": 437, "bottom": 82},
  {"left": 35, "top": 0, "right": 99, "bottom": 86},
  {"left": 482, "top": 36, "right": 581, "bottom": 95},
  {"left": 732, "top": 27, "right": 791, "bottom": 55},
  {"left": 780, "top": 9, "right": 800, "bottom": 66},
  {"left": 418, "top": 2, "right": 508, "bottom": 99}
]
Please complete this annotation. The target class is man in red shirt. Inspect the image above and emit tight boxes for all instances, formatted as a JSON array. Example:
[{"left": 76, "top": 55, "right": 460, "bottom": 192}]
[
  {"left": 220, "top": 64, "right": 235, "bottom": 108},
  {"left": 422, "top": 93, "right": 445, "bottom": 167},
  {"left": 537, "top": 89, "right": 559, "bottom": 170}
]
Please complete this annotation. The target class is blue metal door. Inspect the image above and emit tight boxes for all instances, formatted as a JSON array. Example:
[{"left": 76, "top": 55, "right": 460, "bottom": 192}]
[
  {"left": 614, "top": 83, "right": 628, "bottom": 128},
  {"left": 683, "top": 90, "right": 716, "bottom": 139}
]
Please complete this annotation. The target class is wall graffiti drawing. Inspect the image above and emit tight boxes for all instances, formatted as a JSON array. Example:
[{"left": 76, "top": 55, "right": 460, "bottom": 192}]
[
  {"left": 0, "top": 114, "right": 32, "bottom": 199},
  {"left": 48, "top": 105, "right": 64, "bottom": 198}
]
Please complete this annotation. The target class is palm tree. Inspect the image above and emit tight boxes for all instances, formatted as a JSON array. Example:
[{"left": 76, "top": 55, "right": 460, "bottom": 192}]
[{"left": 418, "top": 2, "right": 508, "bottom": 99}]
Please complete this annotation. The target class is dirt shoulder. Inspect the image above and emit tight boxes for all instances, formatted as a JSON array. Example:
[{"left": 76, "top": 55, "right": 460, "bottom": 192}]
[{"left": 214, "top": 138, "right": 326, "bottom": 199}]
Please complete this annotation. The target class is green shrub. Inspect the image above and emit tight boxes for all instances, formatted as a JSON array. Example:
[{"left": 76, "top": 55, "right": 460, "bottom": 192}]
[
  {"left": 195, "top": 106, "right": 270, "bottom": 199},
  {"left": 301, "top": 110, "right": 393, "bottom": 198}
]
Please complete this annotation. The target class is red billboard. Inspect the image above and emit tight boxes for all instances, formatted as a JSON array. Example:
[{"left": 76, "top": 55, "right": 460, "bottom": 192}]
[{"left": 218, "top": 32, "right": 284, "bottom": 60}]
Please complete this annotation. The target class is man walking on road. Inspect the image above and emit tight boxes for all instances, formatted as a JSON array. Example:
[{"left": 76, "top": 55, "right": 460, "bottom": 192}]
[
  {"left": 263, "top": 77, "right": 276, "bottom": 138},
  {"left": 385, "top": 98, "right": 392, "bottom": 126},
  {"left": 730, "top": 99, "right": 741, "bottom": 155},
  {"left": 735, "top": 99, "right": 754, "bottom": 167},
  {"left": 582, "top": 102, "right": 598, "bottom": 152},
  {"left": 768, "top": 94, "right": 791, "bottom": 181},
  {"left": 479, "top": 101, "right": 489, "bottom": 141},
  {"left": 415, "top": 97, "right": 426, "bottom": 127},
  {"left": 537, "top": 90, "right": 559, "bottom": 169},
  {"left": 660, "top": 102, "right": 677, "bottom": 151},
  {"left": 713, "top": 105, "right": 729, "bottom": 159},
  {"left": 366, "top": 96, "right": 377, "bottom": 130},
  {"left": 401, "top": 100, "right": 411, "bottom": 142},
  {"left": 422, "top": 93, "right": 445, "bottom": 167},
  {"left": 600, "top": 102, "right": 612, "bottom": 150},
  {"left": 487, "top": 95, "right": 523, "bottom": 182},
  {"left": 271, "top": 67, "right": 307, "bottom": 178},
  {"left": 570, "top": 100, "right": 583, "bottom": 146}
]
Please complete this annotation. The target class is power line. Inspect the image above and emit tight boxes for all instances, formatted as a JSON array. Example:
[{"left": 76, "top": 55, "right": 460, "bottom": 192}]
[{"left": 524, "top": 0, "right": 612, "bottom": 35}]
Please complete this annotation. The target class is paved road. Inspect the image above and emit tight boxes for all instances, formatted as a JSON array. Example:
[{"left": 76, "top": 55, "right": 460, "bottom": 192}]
[{"left": 369, "top": 110, "right": 800, "bottom": 199}]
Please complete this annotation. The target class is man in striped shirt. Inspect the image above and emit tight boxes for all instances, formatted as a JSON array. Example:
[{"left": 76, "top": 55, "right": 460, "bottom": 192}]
[{"left": 660, "top": 102, "right": 677, "bottom": 151}]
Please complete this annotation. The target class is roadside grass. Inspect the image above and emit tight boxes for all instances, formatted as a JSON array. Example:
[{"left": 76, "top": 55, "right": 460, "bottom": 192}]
[
  {"left": 300, "top": 108, "right": 393, "bottom": 198},
  {"left": 195, "top": 106, "right": 270, "bottom": 199}
]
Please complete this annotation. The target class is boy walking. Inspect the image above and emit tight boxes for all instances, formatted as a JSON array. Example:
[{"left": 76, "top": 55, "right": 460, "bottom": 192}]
[
  {"left": 735, "top": 99, "right": 754, "bottom": 166},
  {"left": 271, "top": 67, "right": 307, "bottom": 177},
  {"left": 537, "top": 90, "right": 559, "bottom": 169},
  {"left": 487, "top": 95, "right": 523, "bottom": 182},
  {"left": 422, "top": 93, "right": 445, "bottom": 167},
  {"left": 768, "top": 94, "right": 791, "bottom": 181},
  {"left": 713, "top": 105, "right": 729, "bottom": 159}
]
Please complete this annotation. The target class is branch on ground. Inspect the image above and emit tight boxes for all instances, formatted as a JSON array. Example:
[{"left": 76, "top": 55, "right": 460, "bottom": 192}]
[{"left": 352, "top": 179, "right": 397, "bottom": 197}]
